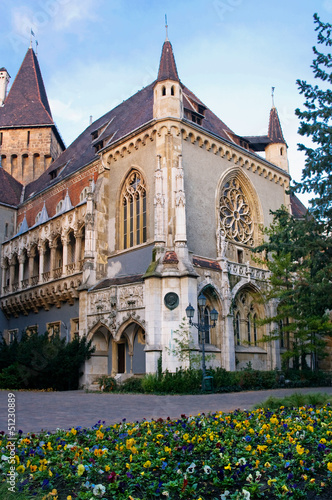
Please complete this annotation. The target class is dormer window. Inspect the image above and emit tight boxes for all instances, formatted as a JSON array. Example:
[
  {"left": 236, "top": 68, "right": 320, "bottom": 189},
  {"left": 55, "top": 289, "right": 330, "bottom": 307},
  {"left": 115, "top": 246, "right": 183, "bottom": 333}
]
[
  {"left": 49, "top": 170, "right": 57, "bottom": 180},
  {"left": 191, "top": 113, "right": 202, "bottom": 125},
  {"left": 80, "top": 187, "right": 89, "bottom": 202},
  {"left": 56, "top": 200, "right": 63, "bottom": 214}
]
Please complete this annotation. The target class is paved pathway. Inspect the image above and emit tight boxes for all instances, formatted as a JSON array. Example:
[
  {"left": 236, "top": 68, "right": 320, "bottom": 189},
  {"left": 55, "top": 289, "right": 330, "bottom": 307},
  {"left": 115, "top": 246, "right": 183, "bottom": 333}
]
[{"left": 1, "top": 387, "right": 332, "bottom": 434}]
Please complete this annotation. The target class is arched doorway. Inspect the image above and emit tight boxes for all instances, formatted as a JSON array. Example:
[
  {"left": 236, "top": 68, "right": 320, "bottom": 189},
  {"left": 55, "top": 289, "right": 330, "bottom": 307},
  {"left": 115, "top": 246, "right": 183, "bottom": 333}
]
[
  {"left": 86, "top": 324, "right": 111, "bottom": 384},
  {"left": 112, "top": 321, "right": 146, "bottom": 376}
]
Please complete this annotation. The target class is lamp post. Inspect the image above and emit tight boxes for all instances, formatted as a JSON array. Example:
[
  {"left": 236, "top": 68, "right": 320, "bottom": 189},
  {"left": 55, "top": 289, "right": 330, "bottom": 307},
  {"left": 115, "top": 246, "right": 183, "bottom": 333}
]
[{"left": 185, "top": 292, "right": 218, "bottom": 392}]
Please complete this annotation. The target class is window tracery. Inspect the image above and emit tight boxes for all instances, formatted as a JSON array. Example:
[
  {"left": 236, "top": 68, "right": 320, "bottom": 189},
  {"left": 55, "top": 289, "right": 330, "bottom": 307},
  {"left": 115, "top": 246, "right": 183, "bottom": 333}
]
[
  {"left": 219, "top": 178, "right": 254, "bottom": 246},
  {"left": 121, "top": 171, "right": 147, "bottom": 249}
]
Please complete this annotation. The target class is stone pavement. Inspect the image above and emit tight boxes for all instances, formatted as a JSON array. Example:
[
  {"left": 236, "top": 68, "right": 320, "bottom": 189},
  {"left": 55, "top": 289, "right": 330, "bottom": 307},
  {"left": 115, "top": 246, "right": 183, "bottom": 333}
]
[{"left": 1, "top": 387, "right": 332, "bottom": 434}]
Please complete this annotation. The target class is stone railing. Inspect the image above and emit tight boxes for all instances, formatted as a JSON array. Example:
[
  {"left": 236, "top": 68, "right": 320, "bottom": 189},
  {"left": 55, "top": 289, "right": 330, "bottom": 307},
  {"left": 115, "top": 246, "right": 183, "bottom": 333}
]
[
  {"left": 228, "top": 262, "right": 269, "bottom": 281},
  {"left": 21, "top": 278, "right": 29, "bottom": 289}
]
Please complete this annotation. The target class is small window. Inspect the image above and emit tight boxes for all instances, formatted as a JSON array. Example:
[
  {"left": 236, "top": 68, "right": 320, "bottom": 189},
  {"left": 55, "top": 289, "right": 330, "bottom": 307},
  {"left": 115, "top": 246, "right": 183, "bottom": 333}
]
[
  {"left": 7, "top": 329, "right": 18, "bottom": 344},
  {"left": 26, "top": 325, "right": 38, "bottom": 337},
  {"left": 171, "top": 86, "right": 175, "bottom": 96},
  {"left": 5, "top": 223, "right": 8, "bottom": 238},
  {"left": 47, "top": 321, "right": 61, "bottom": 338},
  {"left": 80, "top": 187, "right": 89, "bottom": 202},
  {"left": 27, "top": 131, "right": 30, "bottom": 146},
  {"left": 71, "top": 318, "right": 79, "bottom": 339},
  {"left": 280, "top": 147, "right": 284, "bottom": 156},
  {"left": 162, "top": 86, "right": 166, "bottom": 96},
  {"left": 237, "top": 249, "right": 244, "bottom": 263},
  {"left": 0, "top": 132, "right": 2, "bottom": 146},
  {"left": 56, "top": 200, "right": 63, "bottom": 214},
  {"left": 35, "top": 211, "right": 42, "bottom": 224}
]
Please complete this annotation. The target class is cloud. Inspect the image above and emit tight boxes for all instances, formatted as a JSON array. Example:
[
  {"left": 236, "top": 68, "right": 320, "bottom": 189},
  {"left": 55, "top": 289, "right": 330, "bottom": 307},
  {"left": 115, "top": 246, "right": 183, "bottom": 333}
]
[
  {"left": 52, "top": 0, "right": 99, "bottom": 31},
  {"left": 49, "top": 98, "right": 85, "bottom": 123},
  {"left": 323, "top": 0, "right": 332, "bottom": 13},
  {"left": 9, "top": 0, "right": 101, "bottom": 39}
]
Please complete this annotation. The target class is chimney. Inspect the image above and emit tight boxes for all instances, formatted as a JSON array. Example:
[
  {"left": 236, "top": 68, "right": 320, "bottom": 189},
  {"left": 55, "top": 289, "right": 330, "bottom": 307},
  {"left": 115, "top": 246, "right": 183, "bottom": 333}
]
[{"left": 0, "top": 68, "right": 10, "bottom": 106}]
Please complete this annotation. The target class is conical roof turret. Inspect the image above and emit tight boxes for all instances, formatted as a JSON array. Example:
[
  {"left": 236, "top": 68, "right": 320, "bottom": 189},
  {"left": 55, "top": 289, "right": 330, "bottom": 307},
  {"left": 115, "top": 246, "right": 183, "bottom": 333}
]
[
  {"left": 268, "top": 106, "right": 286, "bottom": 144},
  {"left": 157, "top": 40, "right": 180, "bottom": 82},
  {"left": 0, "top": 48, "right": 53, "bottom": 127}
]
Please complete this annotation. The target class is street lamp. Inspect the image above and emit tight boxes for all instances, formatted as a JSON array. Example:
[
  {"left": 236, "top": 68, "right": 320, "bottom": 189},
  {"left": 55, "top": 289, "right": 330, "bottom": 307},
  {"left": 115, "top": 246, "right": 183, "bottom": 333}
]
[{"left": 186, "top": 293, "right": 218, "bottom": 392}]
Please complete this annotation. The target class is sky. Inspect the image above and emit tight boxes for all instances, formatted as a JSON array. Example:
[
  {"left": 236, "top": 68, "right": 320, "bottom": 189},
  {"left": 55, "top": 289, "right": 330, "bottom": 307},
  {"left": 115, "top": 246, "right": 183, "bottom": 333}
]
[{"left": 0, "top": 0, "right": 331, "bottom": 206}]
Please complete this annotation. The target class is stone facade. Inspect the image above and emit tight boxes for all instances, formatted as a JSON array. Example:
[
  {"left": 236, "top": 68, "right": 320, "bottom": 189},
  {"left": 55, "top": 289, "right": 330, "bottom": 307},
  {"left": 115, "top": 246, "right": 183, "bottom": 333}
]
[
  {"left": 0, "top": 127, "right": 63, "bottom": 184},
  {"left": 0, "top": 39, "right": 314, "bottom": 388}
]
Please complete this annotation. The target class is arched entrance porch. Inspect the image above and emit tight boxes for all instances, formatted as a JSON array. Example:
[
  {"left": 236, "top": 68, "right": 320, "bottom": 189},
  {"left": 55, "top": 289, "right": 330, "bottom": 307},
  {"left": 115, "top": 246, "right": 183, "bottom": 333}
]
[{"left": 112, "top": 320, "right": 146, "bottom": 376}]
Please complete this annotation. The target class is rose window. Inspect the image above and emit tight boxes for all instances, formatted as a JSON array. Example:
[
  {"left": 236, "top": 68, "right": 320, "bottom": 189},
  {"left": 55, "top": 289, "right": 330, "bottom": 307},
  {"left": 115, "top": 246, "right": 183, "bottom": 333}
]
[{"left": 219, "top": 179, "right": 254, "bottom": 245}]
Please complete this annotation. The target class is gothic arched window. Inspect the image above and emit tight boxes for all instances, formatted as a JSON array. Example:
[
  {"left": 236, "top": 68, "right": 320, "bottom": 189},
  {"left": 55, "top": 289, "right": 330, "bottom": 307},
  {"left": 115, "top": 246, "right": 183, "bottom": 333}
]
[
  {"left": 247, "top": 313, "right": 251, "bottom": 343},
  {"left": 219, "top": 178, "right": 254, "bottom": 246},
  {"left": 121, "top": 171, "right": 147, "bottom": 249},
  {"left": 235, "top": 312, "right": 240, "bottom": 345},
  {"left": 204, "top": 306, "right": 210, "bottom": 344}
]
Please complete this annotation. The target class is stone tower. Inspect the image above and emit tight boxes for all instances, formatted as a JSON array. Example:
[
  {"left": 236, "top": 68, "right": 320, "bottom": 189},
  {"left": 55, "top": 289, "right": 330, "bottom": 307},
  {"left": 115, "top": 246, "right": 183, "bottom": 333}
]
[
  {"left": 265, "top": 106, "right": 289, "bottom": 172},
  {"left": 0, "top": 48, "right": 65, "bottom": 185},
  {"left": 153, "top": 38, "right": 182, "bottom": 120}
]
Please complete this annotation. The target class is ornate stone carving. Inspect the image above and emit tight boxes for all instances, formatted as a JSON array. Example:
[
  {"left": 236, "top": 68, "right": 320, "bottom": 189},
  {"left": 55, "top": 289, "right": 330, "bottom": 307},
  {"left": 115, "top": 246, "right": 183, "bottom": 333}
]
[
  {"left": 219, "top": 179, "right": 254, "bottom": 246},
  {"left": 118, "top": 285, "right": 144, "bottom": 309}
]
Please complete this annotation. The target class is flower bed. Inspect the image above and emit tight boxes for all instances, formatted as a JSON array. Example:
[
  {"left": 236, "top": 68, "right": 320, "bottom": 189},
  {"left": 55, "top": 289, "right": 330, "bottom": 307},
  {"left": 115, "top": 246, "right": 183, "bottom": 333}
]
[{"left": 1, "top": 404, "right": 332, "bottom": 499}]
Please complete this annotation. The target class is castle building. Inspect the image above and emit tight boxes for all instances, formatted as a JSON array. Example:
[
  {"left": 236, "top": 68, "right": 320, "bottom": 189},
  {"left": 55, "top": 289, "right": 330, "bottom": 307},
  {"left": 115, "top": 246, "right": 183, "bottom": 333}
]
[{"left": 0, "top": 37, "right": 307, "bottom": 386}]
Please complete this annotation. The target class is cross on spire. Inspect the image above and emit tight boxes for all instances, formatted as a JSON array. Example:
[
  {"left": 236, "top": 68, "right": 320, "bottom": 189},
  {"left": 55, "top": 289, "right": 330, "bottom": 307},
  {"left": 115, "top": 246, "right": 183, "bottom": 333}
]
[{"left": 272, "top": 86, "right": 275, "bottom": 107}]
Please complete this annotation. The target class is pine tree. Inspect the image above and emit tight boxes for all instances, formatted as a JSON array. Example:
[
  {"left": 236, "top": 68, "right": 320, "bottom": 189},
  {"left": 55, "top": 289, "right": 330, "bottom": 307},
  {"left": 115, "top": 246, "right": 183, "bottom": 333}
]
[
  {"left": 293, "top": 14, "right": 332, "bottom": 227},
  {"left": 255, "top": 207, "right": 332, "bottom": 370}
]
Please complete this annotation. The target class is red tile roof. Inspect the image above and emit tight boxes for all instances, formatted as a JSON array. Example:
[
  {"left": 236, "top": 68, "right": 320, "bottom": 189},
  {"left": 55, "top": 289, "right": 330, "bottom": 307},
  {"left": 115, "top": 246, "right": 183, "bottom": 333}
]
[
  {"left": 21, "top": 40, "right": 282, "bottom": 202},
  {"left": 193, "top": 257, "right": 221, "bottom": 271},
  {"left": 0, "top": 167, "right": 23, "bottom": 206},
  {"left": 157, "top": 40, "right": 179, "bottom": 82},
  {"left": 290, "top": 193, "right": 308, "bottom": 218},
  {"left": 268, "top": 107, "right": 286, "bottom": 144},
  {"left": 0, "top": 48, "right": 53, "bottom": 127}
]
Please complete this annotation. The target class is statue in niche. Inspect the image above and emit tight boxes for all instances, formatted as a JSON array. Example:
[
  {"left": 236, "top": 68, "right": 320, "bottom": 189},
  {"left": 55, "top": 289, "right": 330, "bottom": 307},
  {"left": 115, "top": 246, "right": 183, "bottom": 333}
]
[{"left": 216, "top": 222, "right": 228, "bottom": 259}]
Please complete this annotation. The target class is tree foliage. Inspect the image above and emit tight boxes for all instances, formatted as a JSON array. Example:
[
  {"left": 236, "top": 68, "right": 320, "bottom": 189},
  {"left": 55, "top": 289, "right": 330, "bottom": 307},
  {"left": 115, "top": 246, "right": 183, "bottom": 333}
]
[
  {"left": 0, "top": 331, "right": 95, "bottom": 390},
  {"left": 255, "top": 14, "right": 332, "bottom": 371},
  {"left": 255, "top": 207, "right": 332, "bottom": 370},
  {"left": 293, "top": 14, "right": 332, "bottom": 227}
]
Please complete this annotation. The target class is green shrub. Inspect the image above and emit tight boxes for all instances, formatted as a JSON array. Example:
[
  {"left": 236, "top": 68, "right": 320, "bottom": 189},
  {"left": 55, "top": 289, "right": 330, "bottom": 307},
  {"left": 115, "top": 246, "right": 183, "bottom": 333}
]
[
  {"left": 255, "top": 391, "right": 332, "bottom": 410},
  {"left": 0, "top": 363, "right": 23, "bottom": 390},
  {"left": 0, "top": 332, "right": 95, "bottom": 391},
  {"left": 97, "top": 375, "right": 117, "bottom": 392},
  {"left": 119, "top": 377, "right": 144, "bottom": 393},
  {"left": 141, "top": 373, "right": 161, "bottom": 393}
]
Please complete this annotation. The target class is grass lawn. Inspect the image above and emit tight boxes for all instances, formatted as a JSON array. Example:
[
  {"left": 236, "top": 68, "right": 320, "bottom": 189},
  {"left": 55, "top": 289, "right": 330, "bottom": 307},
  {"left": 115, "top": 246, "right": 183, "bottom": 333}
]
[{"left": 1, "top": 393, "right": 332, "bottom": 499}]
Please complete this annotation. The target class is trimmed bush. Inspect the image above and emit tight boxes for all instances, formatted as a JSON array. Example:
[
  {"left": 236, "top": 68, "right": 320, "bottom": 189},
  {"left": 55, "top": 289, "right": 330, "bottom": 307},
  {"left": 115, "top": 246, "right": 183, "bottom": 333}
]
[{"left": 0, "top": 332, "right": 95, "bottom": 391}]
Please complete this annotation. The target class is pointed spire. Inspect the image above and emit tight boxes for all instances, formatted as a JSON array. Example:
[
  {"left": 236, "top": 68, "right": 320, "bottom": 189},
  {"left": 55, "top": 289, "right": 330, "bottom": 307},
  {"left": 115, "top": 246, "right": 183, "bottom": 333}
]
[
  {"left": 62, "top": 189, "right": 73, "bottom": 212},
  {"left": 16, "top": 214, "right": 29, "bottom": 235},
  {"left": 0, "top": 47, "right": 53, "bottom": 127},
  {"left": 157, "top": 39, "right": 180, "bottom": 82},
  {"left": 268, "top": 106, "right": 286, "bottom": 144},
  {"left": 38, "top": 202, "right": 49, "bottom": 225}
]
